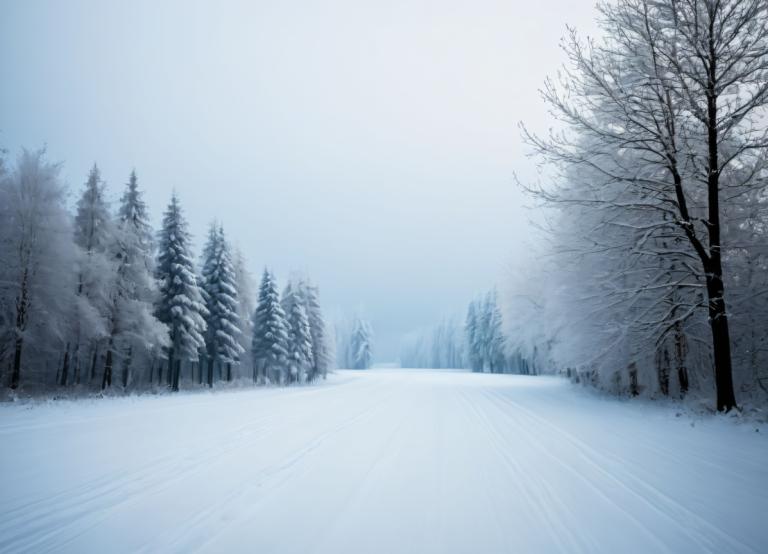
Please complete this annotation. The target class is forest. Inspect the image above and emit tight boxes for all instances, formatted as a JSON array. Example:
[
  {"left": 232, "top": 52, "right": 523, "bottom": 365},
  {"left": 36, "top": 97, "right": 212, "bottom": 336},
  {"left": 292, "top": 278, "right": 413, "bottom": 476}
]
[{"left": 0, "top": 155, "right": 378, "bottom": 394}]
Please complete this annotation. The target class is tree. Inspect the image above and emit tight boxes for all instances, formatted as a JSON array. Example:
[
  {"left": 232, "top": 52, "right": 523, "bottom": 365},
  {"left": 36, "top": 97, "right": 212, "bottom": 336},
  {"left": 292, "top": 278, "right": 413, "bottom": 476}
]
[
  {"left": 155, "top": 194, "right": 207, "bottom": 392},
  {"left": 295, "top": 278, "right": 329, "bottom": 381},
  {"left": 350, "top": 317, "right": 374, "bottom": 370},
  {"left": 484, "top": 290, "right": 506, "bottom": 373},
  {"left": 72, "top": 163, "right": 114, "bottom": 385},
  {"left": 282, "top": 279, "right": 313, "bottom": 383},
  {"left": 0, "top": 149, "right": 78, "bottom": 389},
  {"left": 251, "top": 269, "right": 289, "bottom": 384},
  {"left": 200, "top": 223, "right": 244, "bottom": 386},
  {"left": 102, "top": 170, "right": 168, "bottom": 390},
  {"left": 232, "top": 247, "right": 256, "bottom": 378},
  {"left": 522, "top": 0, "right": 768, "bottom": 411},
  {"left": 465, "top": 300, "right": 484, "bottom": 372}
]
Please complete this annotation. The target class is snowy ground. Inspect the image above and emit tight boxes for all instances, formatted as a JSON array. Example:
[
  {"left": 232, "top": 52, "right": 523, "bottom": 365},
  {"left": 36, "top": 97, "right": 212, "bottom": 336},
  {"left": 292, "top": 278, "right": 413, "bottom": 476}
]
[{"left": 0, "top": 370, "right": 766, "bottom": 554}]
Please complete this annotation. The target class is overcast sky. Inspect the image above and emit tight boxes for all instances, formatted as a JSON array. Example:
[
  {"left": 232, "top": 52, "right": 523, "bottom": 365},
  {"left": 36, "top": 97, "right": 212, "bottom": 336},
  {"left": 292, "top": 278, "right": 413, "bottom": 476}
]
[{"left": 0, "top": 0, "right": 599, "bottom": 361}]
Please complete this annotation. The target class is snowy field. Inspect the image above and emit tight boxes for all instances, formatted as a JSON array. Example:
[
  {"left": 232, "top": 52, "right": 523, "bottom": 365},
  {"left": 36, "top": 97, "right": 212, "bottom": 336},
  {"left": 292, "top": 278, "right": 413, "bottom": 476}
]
[{"left": 0, "top": 370, "right": 766, "bottom": 554}]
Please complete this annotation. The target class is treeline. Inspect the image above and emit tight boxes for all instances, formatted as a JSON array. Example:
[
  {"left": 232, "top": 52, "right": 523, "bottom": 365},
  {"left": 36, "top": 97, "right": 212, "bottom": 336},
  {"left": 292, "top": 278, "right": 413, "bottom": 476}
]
[
  {"left": 400, "top": 290, "right": 533, "bottom": 374},
  {"left": 512, "top": 0, "right": 768, "bottom": 411},
  {"left": 0, "top": 148, "right": 333, "bottom": 393},
  {"left": 335, "top": 317, "right": 374, "bottom": 370}
]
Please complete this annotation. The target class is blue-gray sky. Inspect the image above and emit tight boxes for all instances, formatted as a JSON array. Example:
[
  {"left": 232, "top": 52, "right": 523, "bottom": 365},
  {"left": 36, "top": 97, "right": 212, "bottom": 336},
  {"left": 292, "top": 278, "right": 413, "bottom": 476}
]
[{"left": 0, "top": 0, "right": 598, "bottom": 361}]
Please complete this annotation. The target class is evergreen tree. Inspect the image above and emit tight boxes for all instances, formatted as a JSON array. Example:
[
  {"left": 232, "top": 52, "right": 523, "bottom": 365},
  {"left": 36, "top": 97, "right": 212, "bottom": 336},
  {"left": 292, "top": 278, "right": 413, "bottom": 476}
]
[
  {"left": 201, "top": 223, "right": 244, "bottom": 386},
  {"left": 282, "top": 280, "right": 313, "bottom": 383},
  {"left": 350, "top": 317, "right": 373, "bottom": 370},
  {"left": 103, "top": 170, "right": 168, "bottom": 390},
  {"left": 302, "top": 281, "right": 329, "bottom": 381},
  {"left": 233, "top": 247, "right": 256, "bottom": 375},
  {"left": 72, "top": 164, "right": 115, "bottom": 385},
  {"left": 485, "top": 290, "right": 506, "bottom": 373},
  {"left": 251, "top": 269, "right": 288, "bottom": 384},
  {"left": 155, "top": 193, "right": 207, "bottom": 391},
  {"left": 465, "top": 300, "right": 483, "bottom": 372}
]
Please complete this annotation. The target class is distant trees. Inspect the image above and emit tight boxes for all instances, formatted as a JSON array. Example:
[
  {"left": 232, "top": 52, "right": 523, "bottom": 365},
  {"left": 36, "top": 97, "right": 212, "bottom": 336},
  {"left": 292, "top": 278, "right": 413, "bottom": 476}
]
[
  {"left": 0, "top": 147, "right": 332, "bottom": 395},
  {"left": 350, "top": 318, "right": 374, "bottom": 370},
  {"left": 519, "top": 0, "right": 768, "bottom": 410},
  {"left": 335, "top": 317, "right": 374, "bottom": 369},
  {"left": 465, "top": 291, "right": 506, "bottom": 373},
  {"left": 400, "top": 317, "right": 466, "bottom": 369}
]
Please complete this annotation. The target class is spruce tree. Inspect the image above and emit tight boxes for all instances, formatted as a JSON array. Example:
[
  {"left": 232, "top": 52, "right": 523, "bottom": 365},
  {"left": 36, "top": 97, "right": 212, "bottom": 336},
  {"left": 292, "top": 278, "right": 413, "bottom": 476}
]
[
  {"left": 350, "top": 318, "right": 373, "bottom": 370},
  {"left": 201, "top": 223, "right": 244, "bottom": 386},
  {"left": 251, "top": 269, "right": 288, "bottom": 384},
  {"left": 72, "top": 164, "right": 115, "bottom": 385},
  {"left": 155, "top": 193, "right": 207, "bottom": 391},
  {"left": 302, "top": 281, "right": 328, "bottom": 381},
  {"left": 282, "top": 280, "right": 313, "bottom": 383},
  {"left": 105, "top": 170, "right": 167, "bottom": 390},
  {"left": 485, "top": 290, "right": 506, "bottom": 373}
]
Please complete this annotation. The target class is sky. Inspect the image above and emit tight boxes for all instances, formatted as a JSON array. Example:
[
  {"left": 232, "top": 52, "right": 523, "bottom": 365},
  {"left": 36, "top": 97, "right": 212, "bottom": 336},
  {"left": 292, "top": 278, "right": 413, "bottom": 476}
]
[{"left": 0, "top": 0, "right": 599, "bottom": 361}]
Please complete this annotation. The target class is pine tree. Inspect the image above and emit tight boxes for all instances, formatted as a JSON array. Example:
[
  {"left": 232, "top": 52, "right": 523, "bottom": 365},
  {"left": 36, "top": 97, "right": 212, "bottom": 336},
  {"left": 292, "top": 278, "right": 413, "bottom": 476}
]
[
  {"left": 201, "top": 223, "right": 244, "bottom": 386},
  {"left": 233, "top": 248, "right": 255, "bottom": 375},
  {"left": 72, "top": 164, "right": 114, "bottom": 385},
  {"left": 302, "top": 281, "right": 329, "bottom": 381},
  {"left": 282, "top": 279, "right": 313, "bottom": 383},
  {"left": 155, "top": 193, "right": 207, "bottom": 391},
  {"left": 350, "top": 318, "right": 373, "bottom": 370},
  {"left": 465, "top": 301, "right": 483, "bottom": 372},
  {"left": 485, "top": 290, "right": 506, "bottom": 373},
  {"left": 104, "top": 170, "right": 168, "bottom": 390},
  {"left": 251, "top": 269, "right": 288, "bottom": 384}
]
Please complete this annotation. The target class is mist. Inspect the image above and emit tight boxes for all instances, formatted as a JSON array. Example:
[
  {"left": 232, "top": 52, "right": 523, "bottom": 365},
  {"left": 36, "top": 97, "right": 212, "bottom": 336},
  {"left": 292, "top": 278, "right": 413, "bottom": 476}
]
[{"left": 0, "top": 0, "right": 598, "bottom": 360}]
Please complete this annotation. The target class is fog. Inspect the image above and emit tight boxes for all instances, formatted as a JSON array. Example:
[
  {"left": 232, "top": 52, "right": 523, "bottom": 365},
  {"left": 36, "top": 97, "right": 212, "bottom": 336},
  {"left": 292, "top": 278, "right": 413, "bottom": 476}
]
[{"left": 0, "top": 0, "right": 599, "bottom": 360}]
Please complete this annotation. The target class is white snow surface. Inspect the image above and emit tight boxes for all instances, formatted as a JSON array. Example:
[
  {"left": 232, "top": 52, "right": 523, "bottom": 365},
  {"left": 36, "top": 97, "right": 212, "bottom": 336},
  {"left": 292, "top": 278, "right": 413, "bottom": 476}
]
[{"left": 0, "top": 370, "right": 766, "bottom": 554}]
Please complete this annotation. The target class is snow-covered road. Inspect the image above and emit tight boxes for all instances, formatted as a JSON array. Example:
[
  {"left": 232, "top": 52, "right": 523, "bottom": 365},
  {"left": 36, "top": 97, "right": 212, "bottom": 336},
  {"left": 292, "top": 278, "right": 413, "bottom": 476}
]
[{"left": 0, "top": 370, "right": 765, "bottom": 553}]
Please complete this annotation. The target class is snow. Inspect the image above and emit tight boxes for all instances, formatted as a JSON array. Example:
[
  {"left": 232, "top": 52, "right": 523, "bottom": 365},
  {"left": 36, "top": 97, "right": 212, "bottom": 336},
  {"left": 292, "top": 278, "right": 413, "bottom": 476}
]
[{"left": 0, "top": 370, "right": 766, "bottom": 554}]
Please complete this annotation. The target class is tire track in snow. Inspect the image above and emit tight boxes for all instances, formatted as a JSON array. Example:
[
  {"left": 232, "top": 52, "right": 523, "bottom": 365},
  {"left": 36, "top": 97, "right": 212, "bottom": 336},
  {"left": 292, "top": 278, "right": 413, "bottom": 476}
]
[
  {"left": 456, "top": 387, "right": 598, "bottom": 554},
  {"left": 134, "top": 381, "right": 399, "bottom": 553},
  {"left": 483, "top": 387, "right": 756, "bottom": 554}
]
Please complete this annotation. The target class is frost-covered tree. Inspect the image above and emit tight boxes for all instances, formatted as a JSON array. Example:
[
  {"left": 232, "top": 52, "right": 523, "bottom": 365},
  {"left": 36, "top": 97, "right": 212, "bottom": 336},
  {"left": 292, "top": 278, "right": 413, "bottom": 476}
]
[
  {"left": 72, "top": 164, "right": 115, "bottom": 385},
  {"left": 484, "top": 290, "right": 506, "bottom": 373},
  {"left": 0, "top": 149, "right": 78, "bottom": 389},
  {"left": 282, "top": 279, "right": 313, "bottom": 383},
  {"left": 201, "top": 223, "right": 244, "bottom": 386},
  {"left": 521, "top": 0, "right": 768, "bottom": 409},
  {"left": 233, "top": 247, "right": 256, "bottom": 376},
  {"left": 101, "top": 170, "right": 168, "bottom": 389},
  {"left": 400, "top": 317, "right": 466, "bottom": 369},
  {"left": 302, "top": 281, "right": 329, "bottom": 381},
  {"left": 465, "top": 300, "right": 484, "bottom": 372},
  {"left": 350, "top": 317, "right": 374, "bottom": 370},
  {"left": 251, "top": 269, "right": 289, "bottom": 384},
  {"left": 155, "top": 194, "right": 207, "bottom": 391}
]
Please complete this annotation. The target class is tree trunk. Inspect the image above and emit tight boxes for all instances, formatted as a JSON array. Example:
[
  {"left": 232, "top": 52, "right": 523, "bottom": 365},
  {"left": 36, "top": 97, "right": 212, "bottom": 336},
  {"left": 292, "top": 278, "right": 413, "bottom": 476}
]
[
  {"left": 60, "top": 343, "right": 71, "bottom": 386},
  {"left": 102, "top": 346, "right": 113, "bottom": 390},
  {"left": 121, "top": 346, "right": 133, "bottom": 389},
  {"left": 89, "top": 348, "right": 98, "bottom": 383},
  {"left": 171, "top": 357, "right": 181, "bottom": 392},
  {"left": 628, "top": 363, "right": 639, "bottom": 397},
  {"left": 657, "top": 346, "right": 670, "bottom": 397},
  {"left": 707, "top": 274, "right": 737, "bottom": 411},
  {"left": 226, "top": 362, "right": 232, "bottom": 382},
  {"left": 10, "top": 336, "right": 22, "bottom": 389},
  {"left": 674, "top": 323, "right": 689, "bottom": 398}
]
